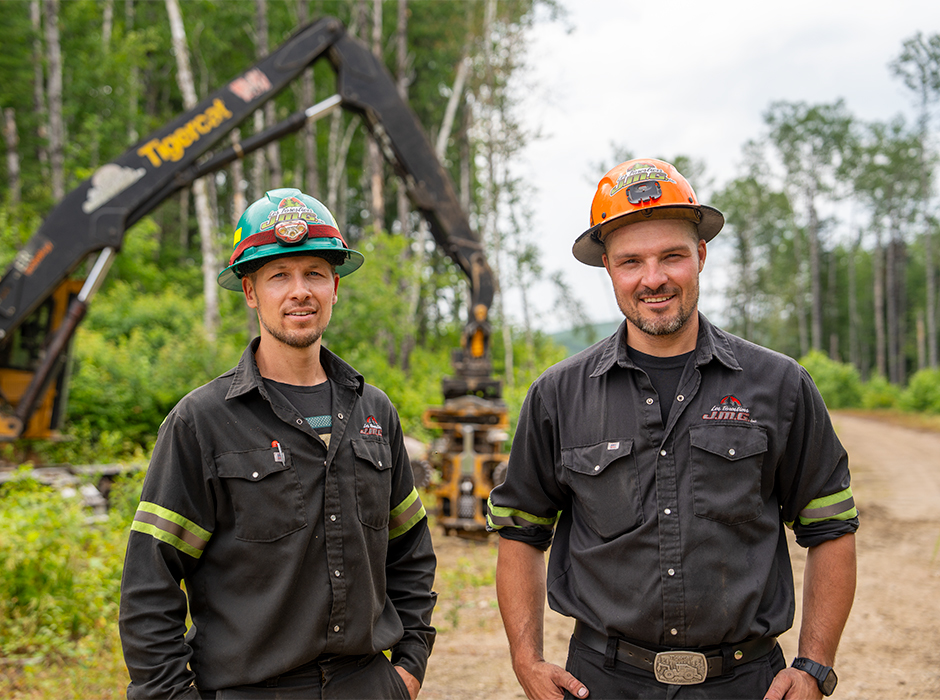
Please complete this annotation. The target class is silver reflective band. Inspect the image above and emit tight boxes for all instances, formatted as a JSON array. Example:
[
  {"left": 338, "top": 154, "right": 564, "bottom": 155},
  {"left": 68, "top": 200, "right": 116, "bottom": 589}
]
[{"left": 653, "top": 651, "right": 707, "bottom": 685}]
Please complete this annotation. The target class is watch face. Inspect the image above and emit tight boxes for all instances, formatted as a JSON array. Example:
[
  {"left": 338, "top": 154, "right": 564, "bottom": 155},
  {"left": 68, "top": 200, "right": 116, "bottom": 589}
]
[{"left": 822, "top": 668, "right": 838, "bottom": 696}]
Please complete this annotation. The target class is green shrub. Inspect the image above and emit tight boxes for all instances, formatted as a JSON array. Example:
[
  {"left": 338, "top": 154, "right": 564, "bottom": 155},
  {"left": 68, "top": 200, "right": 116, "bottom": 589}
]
[
  {"left": 899, "top": 368, "right": 940, "bottom": 413},
  {"left": 861, "top": 374, "right": 899, "bottom": 409},
  {"left": 798, "top": 350, "right": 863, "bottom": 409},
  {"left": 0, "top": 471, "right": 127, "bottom": 660}
]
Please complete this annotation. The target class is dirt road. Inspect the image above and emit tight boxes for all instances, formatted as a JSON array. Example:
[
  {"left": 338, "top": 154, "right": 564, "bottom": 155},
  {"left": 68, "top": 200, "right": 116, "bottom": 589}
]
[{"left": 419, "top": 412, "right": 940, "bottom": 699}]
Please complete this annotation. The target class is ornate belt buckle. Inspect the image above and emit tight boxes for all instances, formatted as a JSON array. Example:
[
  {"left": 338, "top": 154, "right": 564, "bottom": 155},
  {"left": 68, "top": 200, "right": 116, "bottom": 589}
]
[{"left": 653, "top": 650, "right": 708, "bottom": 685}]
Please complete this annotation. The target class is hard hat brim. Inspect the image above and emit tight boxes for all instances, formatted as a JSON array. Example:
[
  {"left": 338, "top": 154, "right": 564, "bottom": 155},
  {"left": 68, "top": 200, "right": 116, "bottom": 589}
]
[
  {"left": 217, "top": 238, "right": 365, "bottom": 291},
  {"left": 572, "top": 204, "right": 724, "bottom": 267}
]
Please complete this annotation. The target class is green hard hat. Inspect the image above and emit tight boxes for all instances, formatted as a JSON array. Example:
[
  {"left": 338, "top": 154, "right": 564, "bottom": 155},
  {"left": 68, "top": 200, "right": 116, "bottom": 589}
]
[{"left": 218, "top": 188, "right": 364, "bottom": 291}]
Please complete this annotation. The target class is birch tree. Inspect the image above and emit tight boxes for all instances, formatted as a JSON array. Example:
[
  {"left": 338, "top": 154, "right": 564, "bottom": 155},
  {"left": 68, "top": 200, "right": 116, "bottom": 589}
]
[
  {"left": 165, "top": 0, "right": 220, "bottom": 338},
  {"left": 42, "top": 0, "right": 65, "bottom": 201}
]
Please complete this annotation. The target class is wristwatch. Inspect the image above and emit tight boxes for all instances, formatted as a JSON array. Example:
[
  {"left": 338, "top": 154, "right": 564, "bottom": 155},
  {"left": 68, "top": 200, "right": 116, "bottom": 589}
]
[{"left": 791, "top": 657, "right": 838, "bottom": 696}]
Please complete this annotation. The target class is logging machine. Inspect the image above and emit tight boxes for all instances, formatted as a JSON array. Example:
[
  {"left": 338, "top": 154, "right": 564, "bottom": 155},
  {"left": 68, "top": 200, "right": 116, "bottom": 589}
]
[{"left": 0, "top": 16, "right": 506, "bottom": 536}]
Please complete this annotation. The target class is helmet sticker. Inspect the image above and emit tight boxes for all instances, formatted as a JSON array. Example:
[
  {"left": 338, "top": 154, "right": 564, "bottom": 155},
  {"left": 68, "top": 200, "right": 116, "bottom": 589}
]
[
  {"left": 259, "top": 197, "right": 327, "bottom": 232},
  {"left": 608, "top": 163, "right": 676, "bottom": 199}
]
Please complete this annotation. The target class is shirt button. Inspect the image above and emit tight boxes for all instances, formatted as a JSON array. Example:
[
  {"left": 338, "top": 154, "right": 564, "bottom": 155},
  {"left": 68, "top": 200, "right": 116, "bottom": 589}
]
[
  {"left": 646, "top": 398, "right": 654, "bottom": 405},
  {"left": 338, "top": 413, "right": 344, "bottom": 420},
  {"left": 252, "top": 472, "right": 259, "bottom": 478},
  {"left": 734, "top": 650, "right": 744, "bottom": 660},
  {"left": 334, "top": 625, "right": 340, "bottom": 632},
  {"left": 330, "top": 515, "right": 336, "bottom": 521},
  {"left": 660, "top": 450, "right": 667, "bottom": 456},
  {"left": 728, "top": 448, "right": 736, "bottom": 456},
  {"left": 668, "top": 568, "right": 675, "bottom": 576},
  {"left": 670, "top": 628, "right": 678, "bottom": 636},
  {"left": 664, "top": 508, "right": 672, "bottom": 515},
  {"left": 296, "top": 418, "right": 303, "bottom": 425},
  {"left": 378, "top": 460, "right": 383, "bottom": 467},
  {"left": 334, "top": 570, "right": 341, "bottom": 577},
  {"left": 594, "top": 465, "right": 600, "bottom": 472},
  {"left": 677, "top": 395, "right": 685, "bottom": 402}
]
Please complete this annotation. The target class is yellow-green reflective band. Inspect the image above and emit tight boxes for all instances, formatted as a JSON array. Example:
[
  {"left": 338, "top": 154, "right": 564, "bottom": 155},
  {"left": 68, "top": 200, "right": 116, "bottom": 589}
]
[
  {"left": 798, "top": 487, "right": 858, "bottom": 525},
  {"left": 389, "top": 488, "right": 426, "bottom": 540},
  {"left": 486, "top": 497, "right": 557, "bottom": 531},
  {"left": 131, "top": 501, "right": 212, "bottom": 559}
]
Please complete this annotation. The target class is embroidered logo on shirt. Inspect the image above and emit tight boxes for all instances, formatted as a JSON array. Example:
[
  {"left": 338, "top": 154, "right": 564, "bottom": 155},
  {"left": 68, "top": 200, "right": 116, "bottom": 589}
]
[
  {"left": 702, "top": 394, "right": 754, "bottom": 422},
  {"left": 360, "top": 416, "right": 383, "bottom": 437}
]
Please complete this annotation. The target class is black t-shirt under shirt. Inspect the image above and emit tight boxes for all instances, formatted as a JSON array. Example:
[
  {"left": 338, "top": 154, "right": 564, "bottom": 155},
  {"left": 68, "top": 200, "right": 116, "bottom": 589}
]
[
  {"left": 626, "top": 346, "right": 694, "bottom": 425},
  {"left": 263, "top": 377, "right": 333, "bottom": 446}
]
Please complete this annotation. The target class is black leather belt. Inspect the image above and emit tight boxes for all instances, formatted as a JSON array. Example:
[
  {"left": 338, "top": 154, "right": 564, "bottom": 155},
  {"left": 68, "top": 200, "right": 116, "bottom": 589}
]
[{"left": 573, "top": 622, "right": 777, "bottom": 685}]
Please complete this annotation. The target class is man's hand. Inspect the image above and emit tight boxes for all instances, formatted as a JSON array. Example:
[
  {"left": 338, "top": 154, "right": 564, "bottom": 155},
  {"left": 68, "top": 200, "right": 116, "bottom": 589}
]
[
  {"left": 763, "top": 667, "right": 822, "bottom": 700},
  {"left": 395, "top": 666, "right": 420, "bottom": 700},
  {"left": 513, "top": 658, "right": 588, "bottom": 700}
]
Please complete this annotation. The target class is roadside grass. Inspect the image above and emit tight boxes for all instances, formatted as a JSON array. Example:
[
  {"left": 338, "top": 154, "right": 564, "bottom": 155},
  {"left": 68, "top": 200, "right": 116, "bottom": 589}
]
[{"left": 836, "top": 408, "right": 940, "bottom": 433}]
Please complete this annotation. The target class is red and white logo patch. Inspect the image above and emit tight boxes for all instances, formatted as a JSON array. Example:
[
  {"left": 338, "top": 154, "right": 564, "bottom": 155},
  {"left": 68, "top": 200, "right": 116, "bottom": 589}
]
[
  {"left": 702, "top": 394, "right": 754, "bottom": 422},
  {"left": 360, "top": 416, "right": 383, "bottom": 437}
]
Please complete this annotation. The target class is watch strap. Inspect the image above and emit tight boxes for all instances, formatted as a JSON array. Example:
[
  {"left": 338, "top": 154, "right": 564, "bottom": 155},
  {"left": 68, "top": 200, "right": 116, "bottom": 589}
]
[{"left": 791, "top": 657, "right": 837, "bottom": 696}]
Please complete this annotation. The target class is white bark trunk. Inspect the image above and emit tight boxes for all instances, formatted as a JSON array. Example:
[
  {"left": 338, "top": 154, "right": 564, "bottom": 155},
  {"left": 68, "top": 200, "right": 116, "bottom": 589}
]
[
  {"left": 43, "top": 0, "right": 65, "bottom": 201},
  {"left": 4, "top": 109, "right": 21, "bottom": 207},
  {"left": 165, "top": 0, "right": 220, "bottom": 338}
]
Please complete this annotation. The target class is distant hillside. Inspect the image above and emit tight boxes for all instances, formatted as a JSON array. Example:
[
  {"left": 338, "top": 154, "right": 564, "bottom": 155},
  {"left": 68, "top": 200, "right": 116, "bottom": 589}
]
[{"left": 550, "top": 319, "right": 621, "bottom": 356}]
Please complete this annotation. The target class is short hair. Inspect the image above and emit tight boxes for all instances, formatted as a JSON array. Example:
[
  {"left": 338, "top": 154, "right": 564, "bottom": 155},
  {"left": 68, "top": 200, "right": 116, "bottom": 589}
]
[{"left": 236, "top": 250, "right": 346, "bottom": 279}]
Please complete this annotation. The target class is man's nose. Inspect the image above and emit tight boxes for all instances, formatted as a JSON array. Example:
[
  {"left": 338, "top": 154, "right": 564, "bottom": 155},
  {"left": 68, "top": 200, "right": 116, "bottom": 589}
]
[
  {"left": 287, "top": 273, "right": 313, "bottom": 299},
  {"left": 640, "top": 262, "right": 669, "bottom": 290}
]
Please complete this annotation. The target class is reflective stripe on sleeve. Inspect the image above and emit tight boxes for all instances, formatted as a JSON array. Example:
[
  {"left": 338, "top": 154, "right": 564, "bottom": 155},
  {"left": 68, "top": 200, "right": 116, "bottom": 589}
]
[
  {"left": 797, "top": 486, "right": 858, "bottom": 525},
  {"left": 131, "top": 501, "right": 212, "bottom": 559},
  {"left": 389, "top": 488, "right": 426, "bottom": 540},
  {"left": 486, "top": 496, "right": 558, "bottom": 531}
]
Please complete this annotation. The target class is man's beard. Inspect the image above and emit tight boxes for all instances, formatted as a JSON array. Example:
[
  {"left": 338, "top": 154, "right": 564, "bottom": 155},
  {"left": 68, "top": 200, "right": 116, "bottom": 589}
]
[
  {"left": 617, "top": 282, "right": 698, "bottom": 337},
  {"left": 258, "top": 310, "right": 326, "bottom": 348}
]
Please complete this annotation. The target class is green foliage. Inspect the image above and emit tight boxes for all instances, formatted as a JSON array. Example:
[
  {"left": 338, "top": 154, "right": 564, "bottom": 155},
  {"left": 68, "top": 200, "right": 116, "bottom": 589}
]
[
  {"left": 898, "top": 368, "right": 940, "bottom": 413},
  {"left": 861, "top": 374, "right": 899, "bottom": 409},
  {"left": 798, "top": 350, "right": 863, "bottom": 409},
  {"left": 0, "top": 471, "right": 127, "bottom": 661}
]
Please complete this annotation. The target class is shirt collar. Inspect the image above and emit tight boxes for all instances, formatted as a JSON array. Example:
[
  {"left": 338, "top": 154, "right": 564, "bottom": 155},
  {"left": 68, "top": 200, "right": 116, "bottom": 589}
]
[
  {"left": 226, "top": 337, "right": 364, "bottom": 401},
  {"left": 590, "top": 313, "right": 742, "bottom": 378}
]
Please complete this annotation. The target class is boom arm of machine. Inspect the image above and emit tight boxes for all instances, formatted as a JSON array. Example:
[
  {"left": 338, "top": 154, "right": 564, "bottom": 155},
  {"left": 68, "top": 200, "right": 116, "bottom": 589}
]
[{"left": 0, "top": 16, "right": 496, "bottom": 440}]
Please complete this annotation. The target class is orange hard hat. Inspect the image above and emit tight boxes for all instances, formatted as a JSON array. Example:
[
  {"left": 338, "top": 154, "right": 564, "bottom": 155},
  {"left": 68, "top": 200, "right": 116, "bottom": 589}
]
[{"left": 572, "top": 158, "right": 724, "bottom": 267}]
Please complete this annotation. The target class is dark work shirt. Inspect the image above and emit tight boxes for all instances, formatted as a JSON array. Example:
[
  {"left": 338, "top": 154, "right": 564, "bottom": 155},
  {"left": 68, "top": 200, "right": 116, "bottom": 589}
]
[
  {"left": 488, "top": 315, "right": 857, "bottom": 648},
  {"left": 627, "top": 347, "right": 693, "bottom": 425},
  {"left": 120, "top": 339, "right": 436, "bottom": 698}
]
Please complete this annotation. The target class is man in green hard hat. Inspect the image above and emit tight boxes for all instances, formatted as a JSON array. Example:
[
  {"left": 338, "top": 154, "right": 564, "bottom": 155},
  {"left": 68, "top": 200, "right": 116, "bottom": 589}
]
[{"left": 119, "top": 189, "right": 437, "bottom": 700}]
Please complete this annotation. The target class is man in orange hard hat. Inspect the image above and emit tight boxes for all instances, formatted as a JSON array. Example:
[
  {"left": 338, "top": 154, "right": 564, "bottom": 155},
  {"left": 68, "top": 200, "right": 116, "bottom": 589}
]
[{"left": 489, "top": 159, "right": 857, "bottom": 699}]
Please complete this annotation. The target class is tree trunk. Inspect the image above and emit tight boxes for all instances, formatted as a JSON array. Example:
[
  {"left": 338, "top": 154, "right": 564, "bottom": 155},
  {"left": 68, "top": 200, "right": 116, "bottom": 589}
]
[
  {"left": 792, "top": 225, "right": 809, "bottom": 357},
  {"left": 125, "top": 0, "right": 139, "bottom": 144},
  {"left": 31, "top": 0, "right": 49, "bottom": 174},
  {"left": 848, "top": 230, "right": 861, "bottom": 375},
  {"left": 807, "top": 200, "right": 823, "bottom": 351},
  {"left": 873, "top": 228, "right": 887, "bottom": 377},
  {"left": 165, "top": 0, "right": 220, "bottom": 339},
  {"left": 230, "top": 130, "right": 258, "bottom": 339},
  {"left": 102, "top": 0, "right": 114, "bottom": 46},
  {"left": 367, "top": 0, "right": 385, "bottom": 232},
  {"left": 251, "top": 110, "right": 266, "bottom": 200},
  {"left": 255, "top": 0, "right": 282, "bottom": 188},
  {"left": 297, "top": 0, "right": 320, "bottom": 198},
  {"left": 4, "top": 109, "right": 21, "bottom": 208},
  {"left": 43, "top": 0, "right": 65, "bottom": 201}
]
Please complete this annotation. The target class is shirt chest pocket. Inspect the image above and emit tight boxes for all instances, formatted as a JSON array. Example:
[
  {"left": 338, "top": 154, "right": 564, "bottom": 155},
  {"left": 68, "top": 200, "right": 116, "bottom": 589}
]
[
  {"left": 352, "top": 438, "right": 394, "bottom": 530},
  {"left": 689, "top": 424, "right": 768, "bottom": 525},
  {"left": 561, "top": 439, "right": 643, "bottom": 540},
  {"left": 216, "top": 447, "right": 307, "bottom": 542}
]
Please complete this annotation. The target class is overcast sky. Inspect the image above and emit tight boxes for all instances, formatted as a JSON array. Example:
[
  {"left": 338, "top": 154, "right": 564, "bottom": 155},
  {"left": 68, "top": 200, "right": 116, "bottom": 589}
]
[{"left": 513, "top": 0, "right": 940, "bottom": 332}]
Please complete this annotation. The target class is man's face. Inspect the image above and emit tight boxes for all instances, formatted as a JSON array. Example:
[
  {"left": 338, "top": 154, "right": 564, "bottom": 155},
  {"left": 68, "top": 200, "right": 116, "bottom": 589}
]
[
  {"left": 602, "top": 219, "right": 706, "bottom": 341},
  {"left": 242, "top": 254, "right": 339, "bottom": 349}
]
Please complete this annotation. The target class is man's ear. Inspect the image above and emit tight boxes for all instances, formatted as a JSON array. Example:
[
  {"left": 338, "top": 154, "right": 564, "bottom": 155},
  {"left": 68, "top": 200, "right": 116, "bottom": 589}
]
[
  {"left": 332, "top": 274, "right": 340, "bottom": 305},
  {"left": 242, "top": 275, "right": 258, "bottom": 309},
  {"left": 698, "top": 239, "right": 707, "bottom": 272}
]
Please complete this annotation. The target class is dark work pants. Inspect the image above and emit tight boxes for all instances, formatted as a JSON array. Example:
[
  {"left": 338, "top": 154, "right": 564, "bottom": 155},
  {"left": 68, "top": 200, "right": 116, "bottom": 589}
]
[
  {"left": 199, "top": 653, "right": 410, "bottom": 700},
  {"left": 562, "top": 636, "right": 787, "bottom": 700}
]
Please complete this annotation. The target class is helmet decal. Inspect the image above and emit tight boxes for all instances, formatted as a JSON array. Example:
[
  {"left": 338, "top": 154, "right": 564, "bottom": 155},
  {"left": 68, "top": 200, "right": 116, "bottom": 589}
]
[
  {"left": 259, "top": 197, "right": 326, "bottom": 232},
  {"left": 609, "top": 163, "right": 676, "bottom": 198}
]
